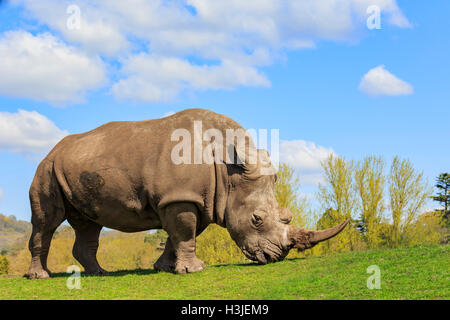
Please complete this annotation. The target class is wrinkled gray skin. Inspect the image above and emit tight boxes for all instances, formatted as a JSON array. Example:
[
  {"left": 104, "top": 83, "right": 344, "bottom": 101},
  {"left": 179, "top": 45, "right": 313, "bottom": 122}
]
[{"left": 26, "top": 109, "right": 348, "bottom": 279}]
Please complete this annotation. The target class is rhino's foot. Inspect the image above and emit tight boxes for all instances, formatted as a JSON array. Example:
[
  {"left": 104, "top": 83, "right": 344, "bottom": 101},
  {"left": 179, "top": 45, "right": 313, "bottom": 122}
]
[
  {"left": 84, "top": 266, "right": 108, "bottom": 276},
  {"left": 174, "top": 257, "right": 205, "bottom": 274},
  {"left": 25, "top": 269, "right": 51, "bottom": 279},
  {"left": 154, "top": 257, "right": 175, "bottom": 272}
]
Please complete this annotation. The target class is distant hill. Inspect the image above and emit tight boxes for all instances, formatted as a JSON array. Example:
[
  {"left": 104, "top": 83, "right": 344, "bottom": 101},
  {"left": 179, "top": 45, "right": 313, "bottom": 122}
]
[
  {"left": 0, "top": 214, "right": 31, "bottom": 254},
  {"left": 0, "top": 214, "right": 31, "bottom": 234}
]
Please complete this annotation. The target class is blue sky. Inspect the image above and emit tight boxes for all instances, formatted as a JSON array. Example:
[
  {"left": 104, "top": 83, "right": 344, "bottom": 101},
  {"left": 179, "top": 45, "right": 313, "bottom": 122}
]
[{"left": 0, "top": 1, "right": 448, "bottom": 221}]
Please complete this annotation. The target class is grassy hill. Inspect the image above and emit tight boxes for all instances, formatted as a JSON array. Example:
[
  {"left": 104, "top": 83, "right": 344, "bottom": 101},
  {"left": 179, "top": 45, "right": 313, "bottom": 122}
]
[
  {"left": 0, "top": 214, "right": 31, "bottom": 254},
  {"left": 0, "top": 244, "right": 448, "bottom": 300}
]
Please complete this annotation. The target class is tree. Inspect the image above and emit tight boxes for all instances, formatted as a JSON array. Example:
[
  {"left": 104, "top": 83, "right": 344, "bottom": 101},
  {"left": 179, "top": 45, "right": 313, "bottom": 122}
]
[
  {"left": 274, "top": 163, "right": 308, "bottom": 227},
  {"left": 318, "top": 155, "right": 356, "bottom": 220},
  {"left": 354, "top": 156, "right": 385, "bottom": 248},
  {"left": 317, "top": 155, "right": 362, "bottom": 252},
  {"left": 388, "top": 157, "right": 432, "bottom": 246},
  {"left": 432, "top": 173, "right": 450, "bottom": 220}
]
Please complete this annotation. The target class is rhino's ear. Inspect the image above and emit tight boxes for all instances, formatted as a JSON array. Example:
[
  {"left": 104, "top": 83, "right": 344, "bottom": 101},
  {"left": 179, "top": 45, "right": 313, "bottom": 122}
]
[
  {"left": 224, "top": 130, "right": 276, "bottom": 176},
  {"left": 225, "top": 132, "right": 258, "bottom": 171},
  {"left": 226, "top": 145, "right": 276, "bottom": 178},
  {"left": 226, "top": 144, "right": 243, "bottom": 168}
]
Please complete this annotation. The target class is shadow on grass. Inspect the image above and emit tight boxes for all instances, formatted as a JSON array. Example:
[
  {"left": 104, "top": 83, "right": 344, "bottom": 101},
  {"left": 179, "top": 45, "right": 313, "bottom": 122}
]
[
  {"left": 48, "top": 257, "right": 308, "bottom": 278},
  {"left": 208, "top": 256, "right": 306, "bottom": 268},
  {"left": 50, "top": 268, "right": 160, "bottom": 278},
  {"left": 285, "top": 257, "right": 307, "bottom": 261}
]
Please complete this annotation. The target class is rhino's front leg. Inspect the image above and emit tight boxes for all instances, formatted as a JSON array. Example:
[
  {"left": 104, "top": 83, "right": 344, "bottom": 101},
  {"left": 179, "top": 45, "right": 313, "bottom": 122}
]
[
  {"left": 158, "top": 202, "right": 205, "bottom": 274},
  {"left": 153, "top": 238, "right": 176, "bottom": 272}
]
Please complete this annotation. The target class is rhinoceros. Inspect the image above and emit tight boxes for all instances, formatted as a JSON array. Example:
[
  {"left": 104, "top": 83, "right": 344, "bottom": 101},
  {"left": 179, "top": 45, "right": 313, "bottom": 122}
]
[{"left": 26, "top": 108, "right": 348, "bottom": 279}]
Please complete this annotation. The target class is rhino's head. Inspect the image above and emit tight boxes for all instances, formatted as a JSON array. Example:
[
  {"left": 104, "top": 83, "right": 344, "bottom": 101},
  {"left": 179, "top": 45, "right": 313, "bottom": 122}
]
[{"left": 224, "top": 148, "right": 348, "bottom": 264}]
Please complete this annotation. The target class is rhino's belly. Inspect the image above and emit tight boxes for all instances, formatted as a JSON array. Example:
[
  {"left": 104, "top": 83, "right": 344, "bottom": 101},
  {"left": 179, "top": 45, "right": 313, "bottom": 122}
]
[
  {"left": 70, "top": 192, "right": 162, "bottom": 232},
  {"left": 63, "top": 168, "right": 162, "bottom": 232}
]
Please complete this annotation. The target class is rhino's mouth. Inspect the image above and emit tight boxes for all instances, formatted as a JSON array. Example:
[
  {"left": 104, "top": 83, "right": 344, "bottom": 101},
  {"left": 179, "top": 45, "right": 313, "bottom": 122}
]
[
  {"left": 256, "top": 250, "right": 272, "bottom": 264},
  {"left": 241, "top": 240, "right": 287, "bottom": 264}
]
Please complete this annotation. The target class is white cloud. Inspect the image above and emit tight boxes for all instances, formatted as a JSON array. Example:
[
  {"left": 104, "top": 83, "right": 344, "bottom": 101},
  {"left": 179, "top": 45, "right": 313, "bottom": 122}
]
[
  {"left": 12, "top": 0, "right": 129, "bottom": 56},
  {"left": 359, "top": 65, "right": 414, "bottom": 97},
  {"left": 112, "top": 55, "right": 270, "bottom": 102},
  {"left": 0, "top": 109, "right": 68, "bottom": 154},
  {"left": 280, "top": 140, "right": 335, "bottom": 185},
  {"left": 0, "top": 30, "right": 106, "bottom": 104},
  {"left": 10, "top": 0, "right": 410, "bottom": 103},
  {"left": 280, "top": 140, "right": 334, "bottom": 170},
  {"left": 0, "top": 188, "right": 3, "bottom": 200}
]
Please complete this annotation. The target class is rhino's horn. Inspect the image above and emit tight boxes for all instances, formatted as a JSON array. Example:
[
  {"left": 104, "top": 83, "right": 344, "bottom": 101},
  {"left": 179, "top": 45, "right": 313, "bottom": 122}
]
[{"left": 288, "top": 220, "right": 349, "bottom": 251}]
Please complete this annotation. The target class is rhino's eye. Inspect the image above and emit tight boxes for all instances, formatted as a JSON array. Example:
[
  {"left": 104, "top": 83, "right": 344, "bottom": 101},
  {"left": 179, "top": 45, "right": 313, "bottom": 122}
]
[{"left": 251, "top": 213, "right": 263, "bottom": 228}]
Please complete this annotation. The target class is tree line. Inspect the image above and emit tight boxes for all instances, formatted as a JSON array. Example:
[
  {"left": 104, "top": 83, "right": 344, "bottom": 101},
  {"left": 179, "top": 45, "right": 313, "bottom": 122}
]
[{"left": 287, "top": 155, "right": 448, "bottom": 256}]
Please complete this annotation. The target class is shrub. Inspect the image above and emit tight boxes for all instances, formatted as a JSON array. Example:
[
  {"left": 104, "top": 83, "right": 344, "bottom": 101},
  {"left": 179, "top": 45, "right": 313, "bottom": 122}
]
[
  {"left": 196, "top": 224, "right": 248, "bottom": 266},
  {"left": 0, "top": 255, "right": 9, "bottom": 275},
  {"left": 403, "top": 212, "right": 446, "bottom": 246},
  {"left": 144, "top": 230, "right": 168, "bottom": 248}
]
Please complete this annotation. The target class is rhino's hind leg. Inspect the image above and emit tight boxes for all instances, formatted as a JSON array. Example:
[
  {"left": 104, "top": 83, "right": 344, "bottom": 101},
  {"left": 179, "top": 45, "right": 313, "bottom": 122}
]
[
  {"left": 26, "top": 161, "right": 66, "bottom": 279},
  {"left": 159, "top": 202, "right": 205, "bottom": 274},
  {"left": 68, "top": 210, "right": 106, "bottom": 275},
  {"left": 27, "top": 221, "right": 64, "bottom": 279}
]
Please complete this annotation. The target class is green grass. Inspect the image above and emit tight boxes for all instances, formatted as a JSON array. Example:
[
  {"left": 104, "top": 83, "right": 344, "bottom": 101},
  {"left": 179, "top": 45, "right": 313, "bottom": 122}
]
[{"left": 0, "top": 245, "right": 448, "bottom": 300}]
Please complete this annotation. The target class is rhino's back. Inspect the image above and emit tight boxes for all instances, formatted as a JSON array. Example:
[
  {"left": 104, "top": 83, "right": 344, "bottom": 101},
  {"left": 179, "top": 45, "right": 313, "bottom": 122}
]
[{"left": 50, "top": 108, "right": 240, "bottom": 162}]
